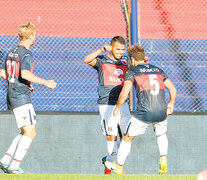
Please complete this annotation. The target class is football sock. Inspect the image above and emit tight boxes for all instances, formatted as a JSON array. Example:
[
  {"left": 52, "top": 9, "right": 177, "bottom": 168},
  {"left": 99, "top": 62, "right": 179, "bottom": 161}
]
[
  {"left": 117, "top": 140, "right": 131, "bottom": 165},
  {"left": 157, "top": 133, "right": 168, "bottom": 156},
  {"left": 9, "top": 135, "right": 32, "bottom": 169},
  {"left": 1, "top": 134, "right": 22, "bottom": 164},
  {"left": 106, "top": 140, "right": 118, "bottom": 162}
]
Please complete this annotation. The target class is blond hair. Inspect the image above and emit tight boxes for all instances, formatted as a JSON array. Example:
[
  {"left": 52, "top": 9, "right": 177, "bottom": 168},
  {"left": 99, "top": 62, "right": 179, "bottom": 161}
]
[
  {"left": 127, "top": 44, "right": 145, "bottom": 61},
  {"left": 18, "top": 22, "right": 35, "bottom": 41}
]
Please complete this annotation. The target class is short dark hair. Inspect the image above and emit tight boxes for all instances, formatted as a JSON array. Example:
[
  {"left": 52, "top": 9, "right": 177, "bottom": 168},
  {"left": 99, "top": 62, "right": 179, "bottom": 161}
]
[
  {"left": 111, "top": 36, "right": 125, "bottom": 46},
  {"left": 127, "top": 44, "right": 145, "bottom": 61}
]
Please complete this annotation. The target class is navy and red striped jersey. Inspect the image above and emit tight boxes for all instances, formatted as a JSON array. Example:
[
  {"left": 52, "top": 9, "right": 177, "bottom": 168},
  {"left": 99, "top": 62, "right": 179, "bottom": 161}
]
[
  {"left": 2, "top": 45, "right": 33, "bottom": 110},
  {"left": 125, "top": 63, "right": 169, "bottom": 123},
  {"left": 93, "top": 54, "right": 129, "bottom": 105}
]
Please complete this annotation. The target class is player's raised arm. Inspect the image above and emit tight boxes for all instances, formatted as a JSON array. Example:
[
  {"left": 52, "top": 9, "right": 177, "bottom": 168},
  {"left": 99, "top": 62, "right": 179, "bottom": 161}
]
[
  {"left": 0, "top": 69, "right": 7, "bottom": 80},
  {"left": 164, "top": 79, "right": 177, "bottom": 115},
  {"left": 21, "top": 70, "right": 57, "bottom": 90},
  {"left": 113, "top": 80, "right": 133, "bottom": 116},
  {"left": 84, "top": 44, "right": 112, "bottom": 66}
]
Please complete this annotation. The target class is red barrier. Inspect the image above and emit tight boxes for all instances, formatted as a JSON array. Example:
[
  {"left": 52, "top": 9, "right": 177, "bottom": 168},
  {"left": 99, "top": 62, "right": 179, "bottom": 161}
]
[{"left": 0, "top": 0, "right": 126, "bottom": 38}]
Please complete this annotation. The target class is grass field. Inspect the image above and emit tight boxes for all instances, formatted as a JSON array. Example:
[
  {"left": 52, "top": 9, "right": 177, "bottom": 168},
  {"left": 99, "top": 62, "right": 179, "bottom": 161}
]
[{"left": 0, "top": 174, "right": 197, "bottom": 180}]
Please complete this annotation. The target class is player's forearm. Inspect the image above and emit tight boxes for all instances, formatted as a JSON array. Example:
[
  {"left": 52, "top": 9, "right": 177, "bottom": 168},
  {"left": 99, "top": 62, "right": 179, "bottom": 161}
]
[
  {"left": 164, "top": 79, "right": 177, "bottom": 105},
  {"left": 21, "top": 70, "right": 47, "bottom": 85},
  {"left": 169, "top": 86, "right": 177, "bottom": 105},
  {"left": 116, "top": 93, "right": 128, "bottom": 109},
  {"left": 0, "top": 69, "right": 7, "bottom": 80},
  {"left": 84, "top": 48, "right": 102, "bottom": 64}
]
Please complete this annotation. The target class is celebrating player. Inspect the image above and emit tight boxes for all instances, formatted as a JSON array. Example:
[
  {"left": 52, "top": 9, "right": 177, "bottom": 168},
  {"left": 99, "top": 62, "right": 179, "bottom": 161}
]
[
  {"left": 104, "top": 44, "right": 177, "bottom": 175},
  {"left": 84, "top": 36, "right": 131, "bottom": 174},
  {"left": 0, "top": 22, "right": 57, "bottom": 174}
]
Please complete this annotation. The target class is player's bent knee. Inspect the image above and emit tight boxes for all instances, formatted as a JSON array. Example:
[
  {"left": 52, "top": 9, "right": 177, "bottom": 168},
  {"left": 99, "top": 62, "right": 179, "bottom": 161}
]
[
  {"left": 106, "top": 135, "right": 117, "bottom": 141},
  {"left": 21, "top": 126, "right": 37, "bottom": 139},
  {"left": 22, "top": 131, "right": 36, "bottom": 140},
  {"left": 122, "top": 134, "right": 134, "bottom": 142}
]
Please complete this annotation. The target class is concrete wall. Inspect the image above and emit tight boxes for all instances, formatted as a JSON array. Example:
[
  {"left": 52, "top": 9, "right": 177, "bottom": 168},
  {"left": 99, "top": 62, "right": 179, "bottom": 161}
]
[{"left": 0, "top": 113, "right": 206, "bottom": 174}]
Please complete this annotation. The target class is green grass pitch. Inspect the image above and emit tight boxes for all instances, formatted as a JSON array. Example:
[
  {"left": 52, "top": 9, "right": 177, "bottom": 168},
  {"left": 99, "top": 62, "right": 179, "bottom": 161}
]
[{"left": 0, "top": 174, "right": 197, "bottom": 180}]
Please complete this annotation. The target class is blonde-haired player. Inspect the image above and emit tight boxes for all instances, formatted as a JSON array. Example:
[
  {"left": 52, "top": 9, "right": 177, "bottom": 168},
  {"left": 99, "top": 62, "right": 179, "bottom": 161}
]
[{"left": 0, "top": 22, "right": 57, "bottom": 174}]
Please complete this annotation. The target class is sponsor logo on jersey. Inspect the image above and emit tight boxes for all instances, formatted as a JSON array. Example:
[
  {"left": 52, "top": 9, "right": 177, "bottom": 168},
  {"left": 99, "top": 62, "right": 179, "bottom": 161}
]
[
  {"left": 114, "top": 69, "right": 124, "bottom": 76},
  {"left": 102, "top": 64, "right": 129, "bottom": 86}
]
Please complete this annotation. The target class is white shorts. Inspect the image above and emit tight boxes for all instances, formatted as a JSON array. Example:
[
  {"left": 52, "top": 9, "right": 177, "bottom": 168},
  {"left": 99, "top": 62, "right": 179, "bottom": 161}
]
[
  {"left": 125, "top": 116, "right": 167, "bottom": 137},
  {"left": 13, "top": 103, "right": 37, "bottom": 129},
  {"left": 99, "top": 102, "right": 131, "bottom": 136}
]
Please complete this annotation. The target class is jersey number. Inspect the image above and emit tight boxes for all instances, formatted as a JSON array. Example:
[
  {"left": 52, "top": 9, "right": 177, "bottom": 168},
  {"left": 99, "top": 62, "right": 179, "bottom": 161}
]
[
  {"left": 6, "top": 60, "right": 20, "bottom": 83},
  {"left": 149, "top": 74, "right": 160, "bottom": 95}
]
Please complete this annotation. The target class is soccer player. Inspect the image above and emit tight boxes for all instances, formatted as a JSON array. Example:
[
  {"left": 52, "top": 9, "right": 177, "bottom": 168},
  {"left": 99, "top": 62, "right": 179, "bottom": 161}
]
[
  {"left": 104, "top": 44, "right": 177, "bottom": 175},
  {"left": 0, "top": 22, "right": 57, "bottom": 174},
  {"left": 84, "top": 36, "right": 131, "bottom": 174}
]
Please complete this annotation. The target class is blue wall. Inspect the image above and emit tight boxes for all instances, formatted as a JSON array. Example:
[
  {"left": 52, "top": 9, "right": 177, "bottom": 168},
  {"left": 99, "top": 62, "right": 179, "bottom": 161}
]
[{"left": 0, "top": 36, "right": 206, "bottom": 112}]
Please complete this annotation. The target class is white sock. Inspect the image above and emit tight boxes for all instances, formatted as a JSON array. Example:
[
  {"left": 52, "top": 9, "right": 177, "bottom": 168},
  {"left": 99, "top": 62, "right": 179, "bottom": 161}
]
[
  {"left": 157, "top": 133, "right": 168, "bottom": 156},
  {"left": 117, "top": 140, "right": 131, "bottom": 165},
  {"left": 9, "top": 135, "right": 32, "bottom": 169},
  {"left": 106, "top": 141, "right": 118, "bottom": 162},
  {"left": 1, "top": 134, "right": 22, "bottom": 164}
]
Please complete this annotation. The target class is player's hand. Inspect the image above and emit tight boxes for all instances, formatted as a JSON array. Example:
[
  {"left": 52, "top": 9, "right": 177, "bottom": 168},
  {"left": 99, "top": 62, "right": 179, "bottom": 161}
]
[
  {"left": 113, "top": 107, "right": 120, "bottom": 116},
  {"left": 167, "top": 103, "right": 174, "bottom": 115},
  {"left": 100, "top": 45, "right": 112, "bottom": 52},
  {"left": 45, "top": 80, "right": 57, "bottom": 90},
  {"left": 144, "top": 56, "right": 149, "bottom": 63}
]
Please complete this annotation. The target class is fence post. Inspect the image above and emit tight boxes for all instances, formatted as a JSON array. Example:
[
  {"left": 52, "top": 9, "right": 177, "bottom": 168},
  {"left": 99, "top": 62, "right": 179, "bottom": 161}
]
[{"left": 131, "top": 0, "right": 138, "bottom": 111}]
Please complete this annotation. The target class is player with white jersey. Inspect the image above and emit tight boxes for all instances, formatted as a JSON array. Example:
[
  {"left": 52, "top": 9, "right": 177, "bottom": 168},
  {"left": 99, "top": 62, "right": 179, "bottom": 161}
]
[
  {"left": 84, "top": 36, "right": 131, "bottom": 174},
  {"left": 0, "top": 22, "right": 57, "bottom": 174},
  {"left": 104, "top": 44, "right": 177, "bottom": 175}
]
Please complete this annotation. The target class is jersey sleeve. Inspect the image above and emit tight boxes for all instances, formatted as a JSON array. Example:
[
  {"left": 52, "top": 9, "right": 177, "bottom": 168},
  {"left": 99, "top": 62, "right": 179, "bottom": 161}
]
[
  {"left": 160, "top": 69, "right": 169, "bottom": 81},
  {"left": 125, "top": 69, "right": 135, "bottom": 83},
  {"left": 21, "top": 53, "right": 32, "bottom": 71},
  {"left": 93, "top": 55, "right": 102, "bottom": 71}
]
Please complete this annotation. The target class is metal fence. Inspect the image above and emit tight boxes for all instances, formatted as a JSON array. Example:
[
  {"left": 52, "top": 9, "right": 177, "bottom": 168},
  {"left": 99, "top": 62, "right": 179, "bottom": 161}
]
[{"left": 0, "top": 0, "right": 206, "bottom": 112}]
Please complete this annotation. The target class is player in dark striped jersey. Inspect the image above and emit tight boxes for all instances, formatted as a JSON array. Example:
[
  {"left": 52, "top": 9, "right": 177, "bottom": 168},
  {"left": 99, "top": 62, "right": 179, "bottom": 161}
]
[
  {"left": 0, "top": 22, "right": 57, "bottom": 174},
  {"left": 104, "top": 44, "right": 177, "bottom": 175},
  {"left": 84, "top": 36, "right": 131, "bottom": 174}
]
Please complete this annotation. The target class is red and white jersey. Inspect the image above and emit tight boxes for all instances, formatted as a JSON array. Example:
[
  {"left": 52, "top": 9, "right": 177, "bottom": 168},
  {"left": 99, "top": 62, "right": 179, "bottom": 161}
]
[{"left": 93, "top": 54, "right": 129, "bottom": 105}]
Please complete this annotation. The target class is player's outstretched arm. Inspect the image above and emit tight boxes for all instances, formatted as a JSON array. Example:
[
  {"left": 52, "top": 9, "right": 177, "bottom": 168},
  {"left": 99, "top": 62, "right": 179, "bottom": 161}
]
[
  {"left": 0, "top": 69, "right": 7, "bottom": 80},
  {"left": 83, "top": 45, "right": 112, "bottom": 66},
  {"left": 113, "top": 80, "right": 133, "bottom": 116},
  {"left": 21, "top": 70, "right": 57, "bottom": 90},
  {"left": 164, "top": 79, "right": 177, "bottom": 115}
]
